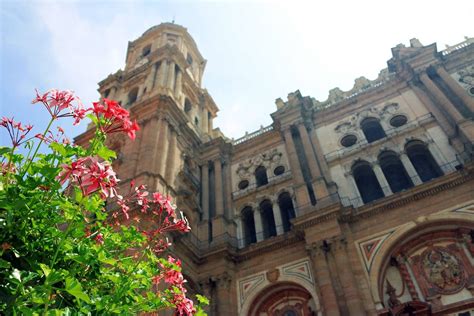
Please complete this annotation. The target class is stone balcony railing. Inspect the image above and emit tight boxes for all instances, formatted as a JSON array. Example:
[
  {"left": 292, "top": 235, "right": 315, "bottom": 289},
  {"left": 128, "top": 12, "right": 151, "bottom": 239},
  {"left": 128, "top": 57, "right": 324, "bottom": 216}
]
[
  {"left": 441, "top": 36, "right": 473, "bottom": 56},
  {"left": 232, "top": 124, "right": 274, "bottom": 145}
]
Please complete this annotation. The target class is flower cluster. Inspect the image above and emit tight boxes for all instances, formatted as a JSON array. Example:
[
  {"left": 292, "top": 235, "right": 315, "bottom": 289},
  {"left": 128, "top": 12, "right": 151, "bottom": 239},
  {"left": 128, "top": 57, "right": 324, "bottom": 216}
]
[
  {"left": 153, "top": 256, "right": 195, "bottom": 315},
  {"left": 32, "top": 89, "right": 86, "bottom": 125},
  {"left": 1, "top": 89, "right": 203, "bottom": 315},
  {"left": 57, "top": 156, "right": 120, "bottom": 199},
  {"left": 1, "top": 117, "right": 33, "bottom": 147},
  {"left": 35, "top": 126, "right": 70, "bottom": 145},
  {"left": 92, "top": 98, "right": 139, "bottom": 140}
]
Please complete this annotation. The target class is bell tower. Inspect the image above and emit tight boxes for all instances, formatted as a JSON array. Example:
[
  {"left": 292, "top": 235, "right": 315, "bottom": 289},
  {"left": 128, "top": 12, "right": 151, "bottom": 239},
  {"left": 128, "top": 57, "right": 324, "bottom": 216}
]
[{"left": 91, "top": 23, "right": 220, "bottom": 229}]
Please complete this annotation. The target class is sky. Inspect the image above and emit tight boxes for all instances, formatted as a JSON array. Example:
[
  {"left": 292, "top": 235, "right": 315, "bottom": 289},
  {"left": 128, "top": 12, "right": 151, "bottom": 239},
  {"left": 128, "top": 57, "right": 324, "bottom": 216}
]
[{"left": 1, "top": 0, "right": 473, "bottom": 147}]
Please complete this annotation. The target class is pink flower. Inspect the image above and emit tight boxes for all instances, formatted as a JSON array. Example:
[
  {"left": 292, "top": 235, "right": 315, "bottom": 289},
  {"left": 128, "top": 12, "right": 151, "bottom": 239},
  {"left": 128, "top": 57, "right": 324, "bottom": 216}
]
[
  {"left": 174, "top": 296, "right": 195, "bottom": 316},
  {"left": 1, "top": 117, "right": 34, "bottom": 147},
  {"left": 57, "top": 157, "right": 120, "bottom": 200},
  {"left": 32, "top": 89, "right": 88, "bottom": 125},
  {"left": 94, "top": 233, "right": 104, "bottom": 245},
  {"left": 92, "top": 98, "right": 139, "bottom": 140}
]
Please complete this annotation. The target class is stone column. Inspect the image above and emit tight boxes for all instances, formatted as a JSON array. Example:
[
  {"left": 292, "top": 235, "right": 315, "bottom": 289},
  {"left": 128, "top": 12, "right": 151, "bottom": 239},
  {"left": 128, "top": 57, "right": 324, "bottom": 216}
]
[
  {"left": 153, "top": 118, "right": 167, "bottom": 175},
  {"left": 283, "top": 128, "right": 304, "bottom": 183},
  {"left": 202, "top": 107, "right": 209, "bottom": 134},
  {"left": 214, "top": 159, "right": 224, "bottom": 216},
  {"left": 137, "top": 117, "right": 159, "bottom": 174},
  {"left": 346, "top": 173, "right": 363, "bottom": 207},
  {"left": 164, "top": 129, "right": 177, "bottom": 183},
  {"left": 435, "top": 66, "right": 474, "bottom": 113},
  {"left": 223, "top": 158, "right": 233, "bottom": 219},
  {"left": 410, "top": 82, "right": 456, "bottom": 137},
  {"left": 420, "top": 72, "right": 464, "bottom": 122},
  {"left": 427, "top": 142, "right": 454, "bottom": 173},
  {"left": 235, "top": 216, "right": 244, "bottom": 248},
  {"left": 253, "top": 209, "right": 263, "bottom": 242},
  {"left": 167, "top": 61, "right": 175, "bottom": 91},
  {"left": 297, "top": 124, "right": 322, "bottom": 178},
  {"left": 201, "top": 163, "right": 210, "bottom": 221},
  {"left": 399, "top": 153, "right": 423, "bottom": 185},
  {"left": 332, "top": 238, "right": 365, "bottom": 315},
  {"left": 174, "top": 67, "right": 182, "bottom": 100},
  {"left": 307, "top": 243, "right": 340, "bottom": 316},
  {"left": 157, "top": 59, "right": 168, "bottom": 87},
  {"left": 146, "top": 62, "right": 159, "bottom": 92},
  {"left": 308, "top": 126, "right": 331, "bottom": 181},
  {"left": 272, "top": 200, "right": 284, "bottom": 235},
  {"left": 298, "top": 124, "right": 329, "bottom": 199},
  {"left": 372, "top": 163, "right": 393, "bottom": 196},
  {"left": 214, "top": 273, "right": 233, "bottom": 316},
  {"left": 283, "top": 128, "right": 311, "bottom": 209},
  {"left": 208, "top": 114, "right": 213, "bottom": 135},
  {"left": 158, "top": 120, "right": 170, "bottom": 177}
]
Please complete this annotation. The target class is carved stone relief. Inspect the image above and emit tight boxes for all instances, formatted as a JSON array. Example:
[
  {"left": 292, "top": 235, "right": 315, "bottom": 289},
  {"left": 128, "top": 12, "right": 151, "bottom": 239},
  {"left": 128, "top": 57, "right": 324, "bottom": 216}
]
[
  {"left": 457, "top": 64, "right": 474, "bottom": 96},
  {"left": 235, "top": 148, "right": 285, "bottom": 180}
]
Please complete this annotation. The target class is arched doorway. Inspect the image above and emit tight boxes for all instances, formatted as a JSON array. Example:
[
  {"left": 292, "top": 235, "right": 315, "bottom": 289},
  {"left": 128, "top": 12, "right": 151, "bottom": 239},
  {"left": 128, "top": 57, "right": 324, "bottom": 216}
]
[
  {"left": 248, "top": 282, "right": 318, "bottom": 316},
  {"left": 375, "top": 220, "right": 474, "bottom": 316}
]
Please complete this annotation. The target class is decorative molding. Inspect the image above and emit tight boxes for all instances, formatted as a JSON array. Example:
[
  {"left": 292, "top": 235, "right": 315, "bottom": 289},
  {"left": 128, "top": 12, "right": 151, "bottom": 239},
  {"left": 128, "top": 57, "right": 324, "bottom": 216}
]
[{"left": 357, "top": 230, "right": 395, "bottom": 274}]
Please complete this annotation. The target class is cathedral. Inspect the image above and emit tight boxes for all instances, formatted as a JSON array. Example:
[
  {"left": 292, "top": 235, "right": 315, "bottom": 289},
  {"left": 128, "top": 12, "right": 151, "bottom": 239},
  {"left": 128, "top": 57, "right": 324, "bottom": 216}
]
[{"left": 75, "top": 23, "right": 474, "bottom": 315}]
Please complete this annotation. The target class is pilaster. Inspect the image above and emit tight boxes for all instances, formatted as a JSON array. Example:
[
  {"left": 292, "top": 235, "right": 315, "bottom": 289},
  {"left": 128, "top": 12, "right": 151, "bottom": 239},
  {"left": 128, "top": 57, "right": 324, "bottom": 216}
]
[{"left": 306, "top": 242, "right": 340, "bottom": 316}]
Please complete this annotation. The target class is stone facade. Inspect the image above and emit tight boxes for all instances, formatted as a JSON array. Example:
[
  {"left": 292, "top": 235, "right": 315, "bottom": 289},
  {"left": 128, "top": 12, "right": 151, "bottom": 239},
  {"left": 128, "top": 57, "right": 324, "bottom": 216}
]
[{"left": 75, "top": 24, "right": 474, "bottom": 315}]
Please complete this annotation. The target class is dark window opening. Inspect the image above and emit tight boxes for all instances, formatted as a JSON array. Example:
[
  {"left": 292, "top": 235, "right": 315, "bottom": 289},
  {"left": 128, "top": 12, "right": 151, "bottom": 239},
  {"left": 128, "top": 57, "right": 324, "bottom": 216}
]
[
  {"left": 128, "top": 87, "right": 139, "bottom": 105},
  {"left": 242, "top": 206, "right": 256, "bottom": 246},
  {"left": 278, "top": 192, "right": 295, "bottom": 232},
  {"left": 379, "top": 151, "right": 413, "bottom": 193},
  {"left": 255, "top": 166, "right": 268, "bottom": 187},
  {"left": 361, "top": 117, "right": 386, "bottom": 143},
  {"left": 186, "top": 53, "right": 193, "bottom": 65},
  {"left": 353, "top": 161, "right": 384, "bottom": 204},
  {"left": 260, "top": 200, "right": 277, "bottom": 239},
  {"left": 104, "top": 88, "right": 111, "bottom": 98},
  {"left": 238, "top": 180, "right": 249, "bottom": 190},
  {"left": 406, "top": 141, "right": 443, "bottom": 182},
  {"left": 194, "top": 117, "right": 199, "bottom": 126},
  {"left": 341, "top": 134, "right": 357, "bottom": 147},
  {"left": 184, "top": 99, "right": 192, "bottom": 113},
  {"left": 390, "top": 115, "right": 408, "bottom": 127},
  {"left": 273, "top": 165, "right": 285, "bottom": 176},
  {"left": 142, "top": 44, "right": 151, "bottom": 57}
]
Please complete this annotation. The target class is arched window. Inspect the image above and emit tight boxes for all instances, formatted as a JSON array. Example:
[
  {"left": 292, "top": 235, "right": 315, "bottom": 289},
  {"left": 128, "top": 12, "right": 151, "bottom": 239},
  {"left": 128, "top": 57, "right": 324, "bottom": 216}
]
[
  {"left": 361, "top": 117, "right": 386, "bottom": 143},
  {"left": 242, "top": 206, "right": 256, "bottom": 246},
  {"left": 142, "top": 44, "right": 151, "bottom": 57},
  {"left": 352, "top": 161, "right": 384, "bottom": 204},
  {"left": 184, "top": 99, "right": 192, "bottom": 114},
  {"left": 378, "top": 151, "right": 413, "bottom": 193},
  {"left": 260, "top": 200, "right": 276, "bottom": 239},
  {"left": 255, "top": 166, "right": 268, "bottom": 187},
  {"left": 278, "top": 192, "right": 295, "bottom": 232},
  {"left": 128, "top": 87, "right": 139, "bottom": 106},
  {"left": 405, "top": 141, "right": 443, "bottom": 182}
]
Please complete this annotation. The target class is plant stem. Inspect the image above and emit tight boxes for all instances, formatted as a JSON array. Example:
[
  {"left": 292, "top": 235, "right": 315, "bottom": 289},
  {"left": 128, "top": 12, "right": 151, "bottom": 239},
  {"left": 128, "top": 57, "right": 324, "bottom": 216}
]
[
  {"left": 21, "top": 117, "right": 54, "bottom": 179},
  {"left": 3, "top": 146, "right": 16, "bottom": 190}
]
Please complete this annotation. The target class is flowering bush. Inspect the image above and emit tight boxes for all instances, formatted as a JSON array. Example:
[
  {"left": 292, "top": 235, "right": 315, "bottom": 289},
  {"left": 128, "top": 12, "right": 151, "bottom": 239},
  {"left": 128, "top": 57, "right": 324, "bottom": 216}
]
[{"left": 0, "top": 90, "right": 208, "bottom": 314}]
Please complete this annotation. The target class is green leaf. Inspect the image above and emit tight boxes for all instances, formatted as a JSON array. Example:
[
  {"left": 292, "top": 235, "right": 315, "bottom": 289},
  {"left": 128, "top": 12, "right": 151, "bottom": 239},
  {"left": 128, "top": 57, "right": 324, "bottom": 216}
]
[
  {"left": 0, "top": 146, "right": 10, "bottom": 156},
  {"left": 96, "top": 145, "right": 116, "bottom": 161},
  {"left": 98, "top": 251, "right": 116, "bottom": 265},
  {"left": 65, "top": 277, "right": 91, "bottom": 304},
  {"left": 50, "top": 142, "right": 66, "bottom": 156},
  {"left": 40, "top": 263, "right": 51, "bottom": 277},
  {"left": 196, "top": 294, "right": 209, "bottom": 306},
  {"left": 0, "top": 258, "right": 11, "bottom": 269}
]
